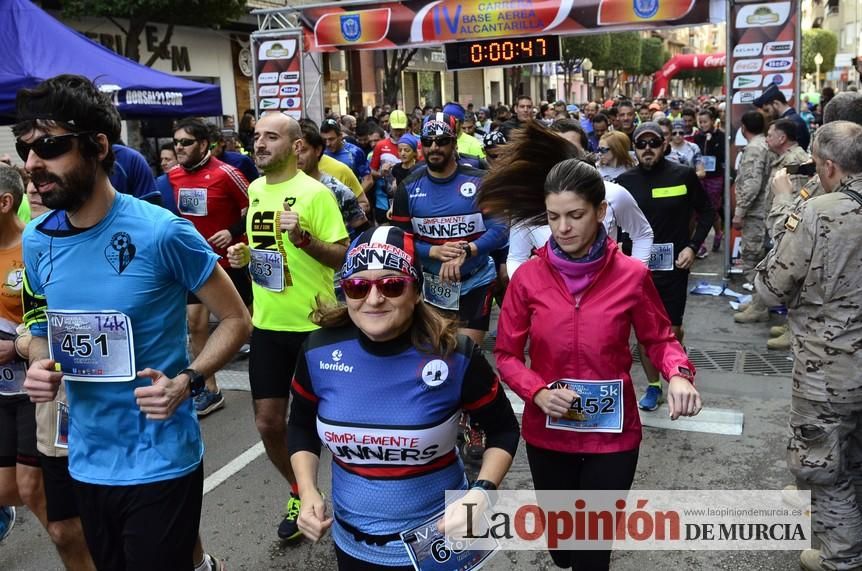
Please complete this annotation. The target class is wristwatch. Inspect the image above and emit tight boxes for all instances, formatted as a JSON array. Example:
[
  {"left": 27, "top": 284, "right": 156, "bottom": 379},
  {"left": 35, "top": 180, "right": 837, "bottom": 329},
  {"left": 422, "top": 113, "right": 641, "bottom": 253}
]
[
  {"left": 462, "top": 243, "right": 473, "bottom": 258},
  {"left": 178, "top": 368, "right": 206, "bottom": 397},
  {"left": 470, "top": 479, "right": 497, "bottom": 492},
  {"left": 470, "top": 479, "right": 498, "bottom": 506}
]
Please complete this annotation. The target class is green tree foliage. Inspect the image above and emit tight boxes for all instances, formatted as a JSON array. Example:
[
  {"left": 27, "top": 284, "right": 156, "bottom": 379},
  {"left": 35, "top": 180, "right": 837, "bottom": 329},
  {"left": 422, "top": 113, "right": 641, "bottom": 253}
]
[
  {"left": 674, "top": 68, "right": 724, "bottom": 88},
  {"left": 801, "top": 29, "right": 838, "bottom": 75},
  {"left": 639, "top": 37, "right": 666, "bottom": 76},
  {"left": 591, "top": 31, "right": 641, "bottom": 95},
  {"left": 63, "top": 0, "right": 247, "bottom": 64},
  {"left": 560, "top": 33, "right": 611, "bottom": 100},
  {"left": 561, "top": 33, "right": 612, "bottom": 65},
  {"left": 600, "top": 32, "right": 641, "bottom": 73}
]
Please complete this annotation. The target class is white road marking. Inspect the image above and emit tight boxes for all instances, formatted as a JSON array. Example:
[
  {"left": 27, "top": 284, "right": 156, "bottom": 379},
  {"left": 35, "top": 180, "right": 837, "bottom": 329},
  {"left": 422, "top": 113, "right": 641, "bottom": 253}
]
[
  {"left": 202, "top": 392, "right": 735, "bottom": 496},
  {"left": 203, "top": 441, "right": 265, "bottom": 495}
]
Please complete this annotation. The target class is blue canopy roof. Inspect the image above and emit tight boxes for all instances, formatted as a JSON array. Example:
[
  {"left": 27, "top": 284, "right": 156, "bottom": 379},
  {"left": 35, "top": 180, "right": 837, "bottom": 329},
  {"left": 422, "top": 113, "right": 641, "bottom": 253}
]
[{"left": 0, "top": 0, "right": 222, "bottom": 124}]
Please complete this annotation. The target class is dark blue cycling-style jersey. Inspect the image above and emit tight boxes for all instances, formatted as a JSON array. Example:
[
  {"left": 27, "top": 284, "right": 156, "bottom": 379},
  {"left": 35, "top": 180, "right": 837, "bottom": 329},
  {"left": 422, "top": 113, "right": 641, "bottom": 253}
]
[
  {"left": 288, "top": 325, "right": 515, "bottom": 567},
  {"left": 390, "top": 164, "right": 506, "bottom": 293}
]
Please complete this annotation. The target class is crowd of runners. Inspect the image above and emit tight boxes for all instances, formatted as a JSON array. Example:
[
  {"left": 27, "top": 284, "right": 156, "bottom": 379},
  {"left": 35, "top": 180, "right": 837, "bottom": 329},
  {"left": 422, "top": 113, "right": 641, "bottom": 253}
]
[{"left": 0, "top": 73, "right": 860, "bottom": 571}]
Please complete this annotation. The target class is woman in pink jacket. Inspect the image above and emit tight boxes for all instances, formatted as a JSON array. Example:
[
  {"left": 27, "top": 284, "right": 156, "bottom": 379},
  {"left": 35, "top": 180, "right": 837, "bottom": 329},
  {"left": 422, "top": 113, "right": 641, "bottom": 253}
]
[{"left": 480, "top": 126, "right": 702, "bottom": 570}]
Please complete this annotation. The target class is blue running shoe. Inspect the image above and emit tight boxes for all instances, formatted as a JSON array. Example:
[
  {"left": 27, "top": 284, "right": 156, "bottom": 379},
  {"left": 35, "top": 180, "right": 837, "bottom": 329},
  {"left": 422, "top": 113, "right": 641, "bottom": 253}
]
[
  {"left": 0, "top": 506, "right": 16, "bottom": 542},
  {"left": 194, "top": 388, "right": 225, "bottom": 417},
  {"left": 638, "top": 385, "right": 662, "bottom": 412}
]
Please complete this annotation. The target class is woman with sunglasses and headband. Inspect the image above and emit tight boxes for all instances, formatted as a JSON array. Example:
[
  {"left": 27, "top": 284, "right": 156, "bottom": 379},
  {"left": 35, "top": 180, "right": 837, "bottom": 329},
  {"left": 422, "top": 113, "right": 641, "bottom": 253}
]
[
  {"left": 596, "top": 131, "right": 636, "bottom": 182},
  {"left": 480, "top": 128, "right": 702, "bottom": 571},
  {"left": 287, "top": 226, "right": 519, "bottom": 570}
]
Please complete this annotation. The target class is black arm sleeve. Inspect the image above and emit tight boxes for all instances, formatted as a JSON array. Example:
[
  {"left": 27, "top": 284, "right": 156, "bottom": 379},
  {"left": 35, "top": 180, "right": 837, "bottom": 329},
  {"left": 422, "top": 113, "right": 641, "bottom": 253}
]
[
  {"left": 229, "top": 213, "right": 247, "bottom": 239},
  {"left": 287, "top": 348, "right": 322, "bottom": 457},
  {"left": 461, "top": 344, "right": 520, "bottom": 457}
]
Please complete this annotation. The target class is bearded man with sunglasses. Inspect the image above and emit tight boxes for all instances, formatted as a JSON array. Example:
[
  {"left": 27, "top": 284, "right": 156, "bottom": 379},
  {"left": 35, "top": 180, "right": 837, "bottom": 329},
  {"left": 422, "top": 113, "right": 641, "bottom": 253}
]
[
  {"left": 226, "top": 112, "right": 348, "bottom": 542},
  {"left": 16, "top": 74, "right": 251, "bottom": 570},
  {"left": 615, "top": 122, "right": 713, "bottom": 413},
  {"left": 391, "top": 114, "right": 507, "bottom": 347},
  {"left": 168, "top": 117, "right": 251, "bottom": 417}
]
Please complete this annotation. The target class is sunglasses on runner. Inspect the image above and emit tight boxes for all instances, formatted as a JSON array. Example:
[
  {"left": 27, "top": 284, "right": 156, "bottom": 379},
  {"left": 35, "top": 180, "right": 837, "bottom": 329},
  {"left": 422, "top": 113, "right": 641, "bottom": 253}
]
[
  {"left": 597, "top": 146, "right": 611, "bottom": 153},
  {"left": 420, "top": 136, "right": 454, "bottom": 148},
  {"left": 15, "top": 132, "right": 91, "bottom": 162},
  {"left": 634, "top": 138, "right": 664, "bottom": 150},
  {"left": 173, "top": 138, "right": 199, "bottom": 147},
  {"left": 341, "top": 276, "right": 415, "bottom": 300},
  {"left": 672, "top": 130, "right": 686, "bottom": 136}
]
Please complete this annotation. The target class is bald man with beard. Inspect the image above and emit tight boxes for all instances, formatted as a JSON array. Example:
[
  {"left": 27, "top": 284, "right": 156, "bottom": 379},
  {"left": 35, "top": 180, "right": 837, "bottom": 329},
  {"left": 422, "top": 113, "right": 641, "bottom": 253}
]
[{"left": 227, "top": 113, "right": 348, "bottom": 542}]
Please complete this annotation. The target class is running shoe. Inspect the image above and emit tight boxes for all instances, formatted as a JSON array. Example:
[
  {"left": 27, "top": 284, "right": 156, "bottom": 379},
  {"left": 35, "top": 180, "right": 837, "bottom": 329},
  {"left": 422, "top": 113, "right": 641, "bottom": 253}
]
[
  {"left": 462, "top": 426, "right": 486, "bottom": 464},
  {"left": 0, "top": 506, "right": 16, "bottom": 542},
  {"left": 277, "top": 493, "right": 302, "bottom": 541},
  {"left": 696, "top": 244, "right": 709, "bottom": 259},
  {"left": 638, "top": 386, "right": 662, "bottom": 412},
  {"left": 194, "top": 388, "right": 225, "bottom": 417},
  {"left": 204, "top": 553, "right": 227, "bottom": 571},
  {"left": 712, "top": 231, "right": 724, "bottom": 252}
]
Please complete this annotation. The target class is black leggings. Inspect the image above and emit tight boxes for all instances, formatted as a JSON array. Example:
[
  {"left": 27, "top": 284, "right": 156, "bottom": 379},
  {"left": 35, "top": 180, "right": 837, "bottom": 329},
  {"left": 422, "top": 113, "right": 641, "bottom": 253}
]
[{"left": 525, "top": 443, "right": 639, "bottom": 571}]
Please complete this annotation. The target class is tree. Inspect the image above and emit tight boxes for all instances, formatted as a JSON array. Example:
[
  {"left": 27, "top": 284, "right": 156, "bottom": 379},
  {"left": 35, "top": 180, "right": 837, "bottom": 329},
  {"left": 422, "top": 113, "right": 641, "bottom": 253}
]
[
  {"left": 63, "top": 0, "right": 247, "bottom": 65},
  {"left": 383, "top": 49, "right": 418, "bottom": 107},
  {"left": 560, "top": 33, "right": 610, "bottom": 102},
  {"left": 635, "top": 36, "right": 666, "bottom": 94},
  {"left": 639, "top": 37, "right": 665, "bottom": 76},
  {"left": 594, "top": 32, "right": 641, "bottom": 96},
  {"left": 801, "top": 29, "right": 838, "bottom": 76}
]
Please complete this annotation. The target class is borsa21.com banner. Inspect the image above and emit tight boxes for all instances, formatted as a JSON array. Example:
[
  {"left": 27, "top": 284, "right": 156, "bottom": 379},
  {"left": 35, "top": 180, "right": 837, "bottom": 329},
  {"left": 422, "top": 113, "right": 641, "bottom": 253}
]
[{"left": 435, "top": 489, "right": 810, "bottom": 553}]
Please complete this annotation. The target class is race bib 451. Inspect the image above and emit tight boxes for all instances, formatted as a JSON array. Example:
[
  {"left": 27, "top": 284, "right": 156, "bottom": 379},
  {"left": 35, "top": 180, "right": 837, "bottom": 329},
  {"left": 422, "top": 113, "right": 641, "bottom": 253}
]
[{"left": 47, "top": 310, "right": 136, "bottom": 382}]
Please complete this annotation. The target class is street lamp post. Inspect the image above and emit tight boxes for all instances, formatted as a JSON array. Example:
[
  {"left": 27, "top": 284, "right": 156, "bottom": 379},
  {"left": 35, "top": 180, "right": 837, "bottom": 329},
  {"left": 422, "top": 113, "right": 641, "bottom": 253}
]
[
  {"left": 582, "top": 58, "right": 593, "bottom": 102},
  {"left": 815, "top": 52, "right": 824, "bottom": 93}
]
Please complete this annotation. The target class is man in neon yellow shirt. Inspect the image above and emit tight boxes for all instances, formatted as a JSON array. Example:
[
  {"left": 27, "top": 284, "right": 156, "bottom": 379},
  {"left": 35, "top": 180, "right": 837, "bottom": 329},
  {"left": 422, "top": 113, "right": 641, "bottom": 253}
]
[{"left": 227, "top": 113, "right": 348, "bottom": 542}]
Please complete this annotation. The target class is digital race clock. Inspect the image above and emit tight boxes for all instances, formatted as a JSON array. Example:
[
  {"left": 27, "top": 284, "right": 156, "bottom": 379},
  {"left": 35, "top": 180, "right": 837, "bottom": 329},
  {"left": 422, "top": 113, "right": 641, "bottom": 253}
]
[{"left": 444, "top": 35, "right": 561, "bottom": 71}]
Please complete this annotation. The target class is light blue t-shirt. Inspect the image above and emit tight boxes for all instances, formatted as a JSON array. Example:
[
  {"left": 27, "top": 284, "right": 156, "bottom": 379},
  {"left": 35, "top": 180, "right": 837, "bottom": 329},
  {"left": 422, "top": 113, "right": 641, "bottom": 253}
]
[{"left": 23, "top": 192, "right": 218, "bottom": 485}]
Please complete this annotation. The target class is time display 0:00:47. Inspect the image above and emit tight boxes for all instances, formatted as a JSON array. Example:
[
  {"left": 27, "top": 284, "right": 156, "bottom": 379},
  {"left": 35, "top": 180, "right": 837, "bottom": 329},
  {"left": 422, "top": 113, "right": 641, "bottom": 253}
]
[{"left": 470, "top": 38, "right": 547, "bottom": 63}]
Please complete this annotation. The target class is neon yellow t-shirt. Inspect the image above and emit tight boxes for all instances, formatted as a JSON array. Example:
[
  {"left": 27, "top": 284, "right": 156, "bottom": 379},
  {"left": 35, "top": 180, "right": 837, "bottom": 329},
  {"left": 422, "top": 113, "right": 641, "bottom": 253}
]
[
  {"left": 319, "top": 154, "right": 364, "bottom": 198},
  {"left": 246, "top": 170, "right": 349, "bottom": 332},
  {"left": 457, "top": 132, "right": 486, "bottom": 159}
]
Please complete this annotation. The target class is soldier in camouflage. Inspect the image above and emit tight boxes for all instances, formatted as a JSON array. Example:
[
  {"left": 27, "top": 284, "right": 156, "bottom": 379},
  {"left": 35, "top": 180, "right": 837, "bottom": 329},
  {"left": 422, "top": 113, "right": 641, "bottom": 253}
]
[
  {"left": 755, "top": 120, "right": 862, "bottom": 571},
  {"left": 763, "top": 92, "right": 862, "bottom": 348},
  {"left": 735, "top": 118, "right": 810, "bottom": 326},
  {"left": 732, "top": 110, "right": 773, "bottom": 282}
]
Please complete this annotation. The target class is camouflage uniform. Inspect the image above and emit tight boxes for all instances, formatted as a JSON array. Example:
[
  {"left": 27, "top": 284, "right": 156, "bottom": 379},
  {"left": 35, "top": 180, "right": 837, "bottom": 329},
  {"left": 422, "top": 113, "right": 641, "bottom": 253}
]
[
  {"left": 768, "top": 174, "right": 825, "bottom": 242},
  {"left": 764, "top": 144, "right": 811, "bottom": 219},
  {"left": 734, "top": 134, "right": 772, "bottom": 280},
  {"left": 755, "top": 174, "right": 862, "bottom": 570}
]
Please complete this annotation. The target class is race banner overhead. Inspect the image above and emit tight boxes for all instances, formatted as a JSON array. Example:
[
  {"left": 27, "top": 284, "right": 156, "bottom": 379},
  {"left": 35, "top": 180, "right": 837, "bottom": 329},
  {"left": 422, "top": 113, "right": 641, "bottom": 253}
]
[{"left": 298, "top": 0, "right": 717, "bottom": 52}]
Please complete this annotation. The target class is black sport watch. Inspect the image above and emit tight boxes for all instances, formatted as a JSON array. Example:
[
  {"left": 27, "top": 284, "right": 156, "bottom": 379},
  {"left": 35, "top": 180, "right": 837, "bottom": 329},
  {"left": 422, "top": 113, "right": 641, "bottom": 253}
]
[{"left": 178, "top": 368, "right": 206, "bottom": 397}]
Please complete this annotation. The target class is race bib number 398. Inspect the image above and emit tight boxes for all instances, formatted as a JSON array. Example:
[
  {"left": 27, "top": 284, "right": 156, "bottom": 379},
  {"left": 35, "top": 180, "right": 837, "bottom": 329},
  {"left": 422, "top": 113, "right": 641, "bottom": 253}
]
[{"left": 47, "top": 310, "right": 136, "bottom": 382}]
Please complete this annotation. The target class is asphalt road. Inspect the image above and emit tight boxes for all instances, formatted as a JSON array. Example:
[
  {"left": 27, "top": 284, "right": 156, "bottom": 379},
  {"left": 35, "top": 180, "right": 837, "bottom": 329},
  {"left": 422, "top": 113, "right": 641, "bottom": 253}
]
[{"left": 0, "top": 241, "right": 809, "bottom": 570}]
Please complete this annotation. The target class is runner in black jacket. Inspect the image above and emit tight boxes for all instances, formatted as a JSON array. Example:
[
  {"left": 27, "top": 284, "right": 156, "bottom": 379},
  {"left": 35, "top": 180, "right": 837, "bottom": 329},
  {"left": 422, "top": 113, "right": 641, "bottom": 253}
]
[{"left": 615, "top": 122, "right": 713, "bottom": 412}]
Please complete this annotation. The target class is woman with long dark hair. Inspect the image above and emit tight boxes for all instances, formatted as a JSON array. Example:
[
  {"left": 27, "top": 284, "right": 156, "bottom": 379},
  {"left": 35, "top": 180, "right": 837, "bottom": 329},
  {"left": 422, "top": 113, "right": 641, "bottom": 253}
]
[{"left": 480, "top": 127, "right": 702, "bottom": 570}]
